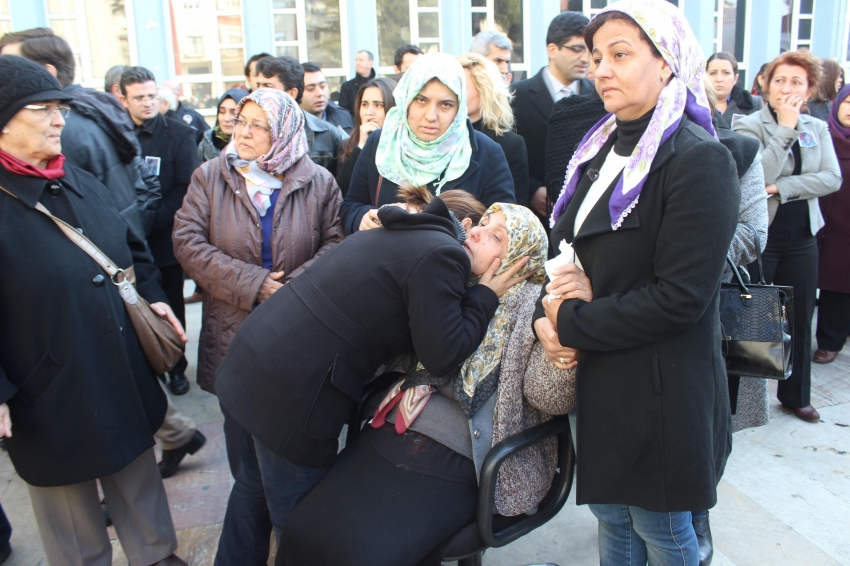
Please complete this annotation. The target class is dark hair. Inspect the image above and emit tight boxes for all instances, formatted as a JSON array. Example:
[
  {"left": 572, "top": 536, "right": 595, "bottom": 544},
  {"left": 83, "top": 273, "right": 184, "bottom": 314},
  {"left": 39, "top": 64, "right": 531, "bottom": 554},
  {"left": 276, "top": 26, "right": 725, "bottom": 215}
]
[
  {"left": 815, "top": 59, "right": 843, "bottom": 103},
  {"left": 394, "top": 44, "right": 423, "bottom": 69},
  {"left": 707, "top": 52, "right": 739, "bottom": 75},
  {"left": 340, "top": 77, "right": 397, "bottom": 164},
  {"left": 255, "top": 56, "right": 304, "bottom": 102},
  {"left": 12, "top": 34, "right": 76, "bottom": 88},
  {"left": 547, "top": 11, "right": 589, "bottom": 47},
  {"left": 763, "top": 49, "right": 822, "bottom": 99},
  {"left": 583, "top": 11, "right": 662, "bottom": 59},
  {"left": 357, "top": 50, "right": 374, "bottom": 61},
  {"left": 397, "top": 185, "right": 487, "bottom": 225},
  {"left": 244, "top": 52, "right": 270, "bottom": 77},
  {"left": 119, "top": 66, "right": 156, "bottom": 96},
  {"left": 301, "top": 61, "right": 322, "bottom": 74},
  {"left": 0, "top": 27, "right": 54, "bottom": 52},
  {"left": 105, "top": 65, "right": 129, "bottom": 93},
  {"left": 751, "top": 63, "right": 767, "bottom": 96}
]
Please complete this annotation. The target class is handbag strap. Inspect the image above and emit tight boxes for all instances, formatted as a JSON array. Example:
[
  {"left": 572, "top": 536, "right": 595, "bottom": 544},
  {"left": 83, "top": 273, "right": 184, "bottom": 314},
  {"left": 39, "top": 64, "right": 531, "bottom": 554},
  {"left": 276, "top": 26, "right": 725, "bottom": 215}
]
[
  {"left": 743, "top": 222, "right": 765, "bottom": 284},
  {"left": 726, "top": 256, "right": 752, "bottom": 298},
  {"left": 0, "top": 183, "right": 125, "bottom": 281},
  {"left": 373, "top": 175, "right": 384, "bottom": 207}
]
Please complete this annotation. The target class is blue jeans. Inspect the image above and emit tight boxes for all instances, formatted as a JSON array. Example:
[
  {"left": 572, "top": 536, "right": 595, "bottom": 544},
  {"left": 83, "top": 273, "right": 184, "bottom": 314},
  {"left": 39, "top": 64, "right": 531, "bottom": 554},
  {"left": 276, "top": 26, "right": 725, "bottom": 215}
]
[
  {"left": 214, "top": 432, "right": 331, "bottom": 566},
  {"left": 590, "top": 504, "right": 699, "bottom": 566}
]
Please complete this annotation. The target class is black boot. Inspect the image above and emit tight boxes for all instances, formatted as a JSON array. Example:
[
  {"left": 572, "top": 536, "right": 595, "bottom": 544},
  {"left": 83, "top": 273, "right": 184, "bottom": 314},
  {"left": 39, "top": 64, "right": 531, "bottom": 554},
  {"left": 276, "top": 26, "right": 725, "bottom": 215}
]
[
  {"left": 168, "top": 372, "right": 190, "bottom": 396},
  {"left": 693, "top": 511, "right": 713, "bottom": 566},
  {"left": 159, "top": 430, "right": 207, "bottom": 478}
]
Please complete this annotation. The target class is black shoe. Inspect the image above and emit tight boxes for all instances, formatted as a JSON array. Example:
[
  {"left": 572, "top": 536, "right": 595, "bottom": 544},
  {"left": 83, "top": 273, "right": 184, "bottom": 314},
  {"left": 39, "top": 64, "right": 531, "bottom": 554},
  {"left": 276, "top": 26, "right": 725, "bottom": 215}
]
[
  {"left": 158, "top": 430, "right": 206, "bottom": 478},
  {"left": 0, "top": 542, "right": 11, "bottom": 564},
  {"left": 168, "top": 373, "right": 190, "bottom": 396},
  {"left": 693, "top": 511, "right": 713, "bottom": 566}
]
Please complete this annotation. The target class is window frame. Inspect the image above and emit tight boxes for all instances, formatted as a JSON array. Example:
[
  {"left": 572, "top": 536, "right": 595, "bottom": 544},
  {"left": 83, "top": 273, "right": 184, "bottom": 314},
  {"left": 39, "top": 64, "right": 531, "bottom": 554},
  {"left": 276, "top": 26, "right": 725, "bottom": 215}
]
[
  {"left": 467, "top": 0, "right": 530, "bottom": 80},
  {"left": 0, "top": 0, "right": 13, "bottom": 35},
  {"left": 43, "top": 0, "right": 139, "bottom": 90},
  {"left": 712, "top": 1, "right": 750, "bottom": 87},
  {"left": 786, "top": 0, "right": 816, "bottom": 52}
]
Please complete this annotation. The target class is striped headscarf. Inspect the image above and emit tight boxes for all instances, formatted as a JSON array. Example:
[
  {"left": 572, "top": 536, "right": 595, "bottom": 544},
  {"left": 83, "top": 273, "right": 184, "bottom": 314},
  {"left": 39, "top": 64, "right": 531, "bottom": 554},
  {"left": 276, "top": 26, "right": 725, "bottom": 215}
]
[{"left": 550, "top": 0, "right": 715, "bottom": 230}]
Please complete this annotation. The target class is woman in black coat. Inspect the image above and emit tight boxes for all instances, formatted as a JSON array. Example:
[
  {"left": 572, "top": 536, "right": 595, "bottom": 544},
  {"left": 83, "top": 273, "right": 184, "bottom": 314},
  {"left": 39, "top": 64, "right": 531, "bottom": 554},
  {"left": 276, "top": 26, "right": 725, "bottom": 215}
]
[
  {"left": 213, "top": 195, "right": 528, "bottom": 565},
  {"left": 708, "top": 52, "right": 763, "bottom": 129},
  {"left": 533, "top": 3, "right": 739, "bottom": 563},
  {"left": 340, "top": 52, "right": 515, "bottom": 235},
  {"left": 0, "top": 55, "right": 186, "bottom": 565}
]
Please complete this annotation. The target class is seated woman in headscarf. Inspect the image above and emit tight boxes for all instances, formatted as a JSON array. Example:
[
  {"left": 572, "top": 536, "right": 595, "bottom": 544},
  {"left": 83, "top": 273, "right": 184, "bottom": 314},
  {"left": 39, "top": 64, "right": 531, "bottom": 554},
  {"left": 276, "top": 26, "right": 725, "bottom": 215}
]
[
  {"left": 340, "top": 52, "right": 516, "bottom": 235},
  {"left": 173, "top": 88, "right": 343, "bottom": 483},
  {"left": 277, "top": 196, "right": 576, "bottom": 566},
  {"left": 197, "top": 87, "right": 249, "bottom": 164},
  {"left": 535, "top": 1, "right": 740, "bottom": 563}
]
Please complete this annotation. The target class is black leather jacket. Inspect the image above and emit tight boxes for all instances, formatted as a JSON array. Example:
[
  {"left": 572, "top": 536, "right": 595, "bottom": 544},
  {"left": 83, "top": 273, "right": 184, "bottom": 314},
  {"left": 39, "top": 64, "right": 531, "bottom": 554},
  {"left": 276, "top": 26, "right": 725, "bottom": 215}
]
[{"left": 303, "top": 109, "right": 346, "bottom": 176}]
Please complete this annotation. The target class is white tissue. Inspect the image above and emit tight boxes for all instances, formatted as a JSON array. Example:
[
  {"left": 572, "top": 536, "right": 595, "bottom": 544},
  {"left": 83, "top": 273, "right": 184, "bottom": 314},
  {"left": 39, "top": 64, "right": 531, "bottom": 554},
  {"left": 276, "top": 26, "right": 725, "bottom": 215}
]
[{"left": 544, "top": 240, "right": 575, "bottom": 299}]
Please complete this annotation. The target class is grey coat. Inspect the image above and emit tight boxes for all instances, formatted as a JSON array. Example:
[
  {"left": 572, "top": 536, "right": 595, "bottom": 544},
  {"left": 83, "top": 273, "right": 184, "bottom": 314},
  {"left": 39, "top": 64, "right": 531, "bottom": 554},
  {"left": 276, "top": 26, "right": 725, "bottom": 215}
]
[{"left": 733, "top": 107, "right": 841, "bottom": 234}]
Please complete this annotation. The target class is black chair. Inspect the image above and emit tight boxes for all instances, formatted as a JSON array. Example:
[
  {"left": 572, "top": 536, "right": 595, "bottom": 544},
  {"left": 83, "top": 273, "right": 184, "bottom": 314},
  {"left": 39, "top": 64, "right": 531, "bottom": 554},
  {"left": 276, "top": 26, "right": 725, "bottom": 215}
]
[{"left": 347, "top": 381, "right": 575, "bottom": 566}]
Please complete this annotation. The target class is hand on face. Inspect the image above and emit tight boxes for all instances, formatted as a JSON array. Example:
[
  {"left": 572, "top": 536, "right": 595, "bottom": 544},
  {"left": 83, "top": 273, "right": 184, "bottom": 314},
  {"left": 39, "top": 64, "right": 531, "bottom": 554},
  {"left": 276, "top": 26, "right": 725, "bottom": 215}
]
[{"left": 768, "top": 64, "right": 810, "bottom": 129}]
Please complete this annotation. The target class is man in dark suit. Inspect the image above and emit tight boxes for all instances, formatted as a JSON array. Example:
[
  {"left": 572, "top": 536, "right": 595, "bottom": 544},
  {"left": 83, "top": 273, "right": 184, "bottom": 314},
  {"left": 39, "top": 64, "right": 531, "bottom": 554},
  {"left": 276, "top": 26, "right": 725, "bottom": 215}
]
[
  {"left": 121, "top": 66, "right": 200, "bottom": 395},
  {"left": 511, "top": 11, "right": 594, "bottom": 213}
]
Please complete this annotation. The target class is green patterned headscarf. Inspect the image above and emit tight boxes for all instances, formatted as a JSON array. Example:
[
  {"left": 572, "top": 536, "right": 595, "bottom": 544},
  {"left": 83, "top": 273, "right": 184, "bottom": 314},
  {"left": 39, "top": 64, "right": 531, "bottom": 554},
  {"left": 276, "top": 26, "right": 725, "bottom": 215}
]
[{"left": 375, "top": 52, "right": 472, "bottom": 193}]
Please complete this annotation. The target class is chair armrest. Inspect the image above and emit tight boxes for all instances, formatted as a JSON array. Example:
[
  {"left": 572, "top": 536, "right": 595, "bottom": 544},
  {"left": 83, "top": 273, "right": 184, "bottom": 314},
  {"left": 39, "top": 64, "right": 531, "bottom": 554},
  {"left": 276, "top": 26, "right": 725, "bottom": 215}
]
[{"left": 477, "top": 415, "right": 575, "bottom": 548}]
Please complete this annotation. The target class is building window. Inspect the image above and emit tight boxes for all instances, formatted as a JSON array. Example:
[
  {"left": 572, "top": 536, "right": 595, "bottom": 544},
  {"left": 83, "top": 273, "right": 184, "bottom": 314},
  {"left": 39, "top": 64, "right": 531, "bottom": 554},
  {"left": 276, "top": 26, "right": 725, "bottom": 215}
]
[
  {"left": 781, "top": 0, "right": 815, "bottom": 53},
  {"left": 0, "top": 0, "right": 12, "bottom": 36},
  {"left": 844, "top": 2, "right": 850, "bottom": 67},
  {"left": 471, "top": 0, "right": 527, "bottom": 81},
  {"left": 271, "top": 0, "right": 347, "bottom": 101},
  {"left": 713, "top": 1, "right": 749, "bottom": 84},
  {"left": 563, "top": 0, "right": 679, "bottom": 17},
  {"left": 376, "top": 0, "right": 441, "bottom": 73},
  {"left": 44, "top": 0, "right": 135, "bottom": 89}
]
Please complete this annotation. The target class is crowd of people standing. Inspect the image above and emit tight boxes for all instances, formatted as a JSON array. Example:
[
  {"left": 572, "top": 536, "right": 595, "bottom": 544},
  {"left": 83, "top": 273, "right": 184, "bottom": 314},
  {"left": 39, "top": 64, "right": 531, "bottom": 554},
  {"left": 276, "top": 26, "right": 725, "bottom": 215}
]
[{"left": 0, "top": 0, "right": 847, "bottom": 564}]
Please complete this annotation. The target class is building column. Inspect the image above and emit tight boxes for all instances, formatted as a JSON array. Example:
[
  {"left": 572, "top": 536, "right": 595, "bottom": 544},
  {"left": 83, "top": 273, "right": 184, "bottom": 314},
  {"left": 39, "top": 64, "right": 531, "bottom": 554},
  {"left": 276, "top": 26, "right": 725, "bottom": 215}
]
[
  {"left": 131, "top": 1, "right": 171, "bottom": 81},
  {"left": 440, "top": 0, "right": 471, "bottom": 57},
  {"left": 344, "top": 0, "right": 379, "bottom": 76},
  {"left": 244, "top": 0, "right": 275, "bottom": 59},
  {"left": 8, "top": 0, "right": 46, "bottom": 30},
  {"left": 811, "top": 0, "right": 847, "bottom": 62},
  {"left": 682, "top": 0, "right": 714, "bottom": 58},
  {"left": 746, "top": 0, "right": 783, "bottom": 80},
  {"left": 529, "top": 0, "right": 561, "bottom": 75}
]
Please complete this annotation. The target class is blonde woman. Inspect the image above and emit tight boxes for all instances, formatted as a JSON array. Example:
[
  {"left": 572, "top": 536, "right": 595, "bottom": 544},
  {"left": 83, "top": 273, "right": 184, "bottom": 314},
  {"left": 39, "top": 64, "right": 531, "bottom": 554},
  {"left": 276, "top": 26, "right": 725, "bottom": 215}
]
[{"left": 458, "top": 52, "right": 530, "bottom": 207}]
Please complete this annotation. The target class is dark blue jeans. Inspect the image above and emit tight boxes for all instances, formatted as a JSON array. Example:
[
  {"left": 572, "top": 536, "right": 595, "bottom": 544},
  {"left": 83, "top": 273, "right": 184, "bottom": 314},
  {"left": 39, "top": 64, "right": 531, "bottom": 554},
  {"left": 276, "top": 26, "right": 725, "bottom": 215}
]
[{"left": 214, "top": 432, "right": 331, "bottom": 566}]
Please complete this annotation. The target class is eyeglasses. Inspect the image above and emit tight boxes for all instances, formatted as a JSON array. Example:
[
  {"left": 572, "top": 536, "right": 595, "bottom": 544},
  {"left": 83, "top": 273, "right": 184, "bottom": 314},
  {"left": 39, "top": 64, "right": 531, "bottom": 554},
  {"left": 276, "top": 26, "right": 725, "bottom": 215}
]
[
  {"left": 23, "top": 104, "right": 71, "bottom": 119},
  {"left": 233, "top": 118, "right": 271, "bottom": 135},
  {"left": 560, "top": 44, "right": 588, "bottom": 54}
]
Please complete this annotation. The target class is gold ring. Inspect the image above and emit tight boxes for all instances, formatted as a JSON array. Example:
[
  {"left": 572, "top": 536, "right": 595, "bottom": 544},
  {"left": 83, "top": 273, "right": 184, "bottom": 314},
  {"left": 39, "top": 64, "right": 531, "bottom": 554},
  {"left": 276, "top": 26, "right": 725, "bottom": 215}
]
[{"left": 559, "top": 357, "right": 566, "bottom": 365}]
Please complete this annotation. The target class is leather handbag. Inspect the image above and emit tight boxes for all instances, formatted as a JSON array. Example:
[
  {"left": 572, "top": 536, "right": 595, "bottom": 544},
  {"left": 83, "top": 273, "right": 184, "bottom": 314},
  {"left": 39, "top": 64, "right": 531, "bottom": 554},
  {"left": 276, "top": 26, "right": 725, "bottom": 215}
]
[
  {"left": 719, "top": 224, "right": 793, "bottom": 380},
  {"left": 0, "top": 184, "right": 184, "bottom": 374}
]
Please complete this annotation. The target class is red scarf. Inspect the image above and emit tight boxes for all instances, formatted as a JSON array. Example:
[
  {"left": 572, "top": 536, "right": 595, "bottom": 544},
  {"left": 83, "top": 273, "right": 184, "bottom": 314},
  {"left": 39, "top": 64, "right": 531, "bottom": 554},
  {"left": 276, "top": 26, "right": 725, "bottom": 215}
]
[{"left": 0, "top": 149, "right": 65, "bottom": 180}]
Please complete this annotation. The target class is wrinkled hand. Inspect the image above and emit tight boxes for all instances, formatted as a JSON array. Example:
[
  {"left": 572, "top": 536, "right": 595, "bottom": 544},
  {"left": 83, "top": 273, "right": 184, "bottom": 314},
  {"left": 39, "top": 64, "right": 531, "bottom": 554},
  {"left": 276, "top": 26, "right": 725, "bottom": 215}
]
[
  {"left": 774, "top": 93, "right": 803, "bottom": 129},
  {"left": 534, "top": 317, "right": 578, "bottom": 369},
  {"left": 257, "top": 271, "right": 285, "bottom": 304},
  {"left": 546, "top": 263, "right": 593, "bottom": 302},
  {"left": 150, "top": 302, "right": 189, "bottom": 343},
  {"left": 765, "top": 183, "right": 779, "bottom": 195},
  {"left": 358, "top": 121, "right": 380, "bottom": 148},
  {"left": 0, "top": 403, "right": 11, "bottom": 438},
  {"left": 479, "top": 256, "right": 531, "bottom": 298},
  {"left": 543, "top": 292, "right": 565, "bottom": 325},
  {"left": 530, "top": 186, "right": 550, "bottom": 217},
  {"left": 359, "top": 208, "right": 382, "bottom": 231}
]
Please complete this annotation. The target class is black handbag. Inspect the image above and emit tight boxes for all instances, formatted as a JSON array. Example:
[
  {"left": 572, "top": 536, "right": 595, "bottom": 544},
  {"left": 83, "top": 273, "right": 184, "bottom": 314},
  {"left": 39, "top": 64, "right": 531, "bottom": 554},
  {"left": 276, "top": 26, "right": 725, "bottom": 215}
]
[{"left": 719, "top": 224, "right": 793, "bottom": 380}]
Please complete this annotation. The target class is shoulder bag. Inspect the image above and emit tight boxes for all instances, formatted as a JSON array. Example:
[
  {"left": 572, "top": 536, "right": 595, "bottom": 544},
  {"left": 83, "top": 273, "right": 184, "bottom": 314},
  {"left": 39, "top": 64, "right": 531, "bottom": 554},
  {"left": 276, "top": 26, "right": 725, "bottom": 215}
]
[
  {"left": 0, "top": 184, "right": 184, "bottom": 374},
  {"left": 719, "top": 223, "right": 793, "bottom": 380}
]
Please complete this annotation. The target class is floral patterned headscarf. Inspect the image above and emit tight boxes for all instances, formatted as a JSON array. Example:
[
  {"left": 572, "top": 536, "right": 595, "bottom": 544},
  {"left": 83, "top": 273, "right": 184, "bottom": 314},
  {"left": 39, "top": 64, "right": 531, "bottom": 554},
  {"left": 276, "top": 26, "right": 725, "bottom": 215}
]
[
  {"left": 550, "top": 0, "right": 715, "bottom": 230},
  {"left": 375, "top": 52, "right": 472, "bottom": 193},
  {"left": 225, "top": 88, "right": 308, "bottom": 216},
  {"left": 458, "top": 203, "right": 548, "bottom": 416}
]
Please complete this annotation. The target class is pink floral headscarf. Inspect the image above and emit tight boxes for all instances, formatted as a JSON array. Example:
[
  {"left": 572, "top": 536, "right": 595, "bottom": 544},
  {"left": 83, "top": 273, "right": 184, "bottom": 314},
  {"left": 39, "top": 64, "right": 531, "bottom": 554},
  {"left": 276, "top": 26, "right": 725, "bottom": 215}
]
[
  {"left": 236, "top": 88, "right": 308, "bottom": 175},
  {"left": 550, "top": 0, "right": 715, "bottom": 230}
]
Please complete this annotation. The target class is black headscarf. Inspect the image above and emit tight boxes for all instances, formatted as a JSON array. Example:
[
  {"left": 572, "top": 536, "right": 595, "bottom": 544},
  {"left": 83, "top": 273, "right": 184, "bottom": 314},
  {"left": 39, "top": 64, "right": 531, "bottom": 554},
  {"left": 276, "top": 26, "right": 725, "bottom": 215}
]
[{"left": 212, "top": 88, "right": 249, "bottom": 150}]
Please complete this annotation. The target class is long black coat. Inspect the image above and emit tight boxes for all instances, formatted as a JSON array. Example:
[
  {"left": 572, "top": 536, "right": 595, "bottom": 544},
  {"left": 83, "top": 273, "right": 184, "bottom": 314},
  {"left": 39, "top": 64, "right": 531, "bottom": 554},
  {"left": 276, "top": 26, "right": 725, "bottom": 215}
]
[
  {"left": 136, "top": 113, "right": 200, "bottom": 268},
  {"left": 533, "top": 117, "right": 740, "bottom": 512},
  {"left": 511, "top": 68, "right": 596, "bottom": 202},
  {"left": 0, "top": 164, "right": 168, "bottom": 487},
  {"left": 340, "top": 120, "right": 515, "bottom": 235},
  {"left": 472, "top": 119, "right": 529, "bottom": 207},
  {"left": 216, "top": 199, "right": 499, "bottom": 468}
]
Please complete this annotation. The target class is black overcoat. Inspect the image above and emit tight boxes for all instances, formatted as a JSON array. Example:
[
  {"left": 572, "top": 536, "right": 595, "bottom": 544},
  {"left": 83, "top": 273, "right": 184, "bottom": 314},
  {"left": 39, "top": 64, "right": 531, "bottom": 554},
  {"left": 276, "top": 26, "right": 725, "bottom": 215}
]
[
  {"left": 533, "top": 117, "right": 740, "bottom": 512},
  {"left": 0, "top": 164, "right": 168, "bottom": 487},
  {"left": 216, "top": 199, "right": 499, "bottom": 468}
]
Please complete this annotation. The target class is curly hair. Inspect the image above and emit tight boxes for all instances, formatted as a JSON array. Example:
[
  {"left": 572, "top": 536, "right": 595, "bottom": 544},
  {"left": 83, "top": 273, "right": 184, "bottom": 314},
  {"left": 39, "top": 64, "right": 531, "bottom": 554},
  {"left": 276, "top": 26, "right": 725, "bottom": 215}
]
[
  {"left": 457, "top": 52, "right": 514, "bottom": 135},
  {"left": 763, "top": 50, "right": 822, "bottom": 99},
  {"left": 397, "top": 184, "right": 486, "bottom": 225}
]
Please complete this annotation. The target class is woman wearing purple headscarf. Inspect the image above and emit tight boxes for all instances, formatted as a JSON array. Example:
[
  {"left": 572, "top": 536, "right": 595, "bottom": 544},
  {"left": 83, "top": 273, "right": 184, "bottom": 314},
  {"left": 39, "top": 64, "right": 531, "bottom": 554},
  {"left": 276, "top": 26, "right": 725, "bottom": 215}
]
[
  {"left": 531, "top": 1, "right": 740, "bottom": 563},
  {"left": 814, "top": 85, "right": 850, "bottom": 363}
]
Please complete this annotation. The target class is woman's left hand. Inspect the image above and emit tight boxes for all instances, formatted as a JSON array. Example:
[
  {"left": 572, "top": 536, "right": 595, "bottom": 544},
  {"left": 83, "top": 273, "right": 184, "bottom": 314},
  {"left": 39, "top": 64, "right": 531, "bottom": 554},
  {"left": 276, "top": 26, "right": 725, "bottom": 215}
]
[
  {"left": 546, "top": 263, "right": 593, "bottom": 302},
  {"left": 765, "top": 183, "right": 779, "bottom": 195},
  {"left": 150, "top": 302, "right": 189, "bottom": 343},
  {"left": 543, "top": 293, "right": 565, "bottom": 326}
]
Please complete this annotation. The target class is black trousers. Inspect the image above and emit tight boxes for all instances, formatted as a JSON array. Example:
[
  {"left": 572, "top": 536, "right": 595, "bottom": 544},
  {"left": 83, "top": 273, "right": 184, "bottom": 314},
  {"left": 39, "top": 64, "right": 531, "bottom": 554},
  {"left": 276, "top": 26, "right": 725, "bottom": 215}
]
[
  {"left": 277, "top": 427, "right": 478, "bottom": 566},
  {"left": 159, "top": 264, "right": 188, "bottom": 375},
  {"left": 0, "top": 502, "right": 11, "bottom": 549},
  {"left": 752, "top": 234, "right": 818, "bottom": 408},
  {"left": 816, "top": 290, "right": 850, "bottom": 352}
]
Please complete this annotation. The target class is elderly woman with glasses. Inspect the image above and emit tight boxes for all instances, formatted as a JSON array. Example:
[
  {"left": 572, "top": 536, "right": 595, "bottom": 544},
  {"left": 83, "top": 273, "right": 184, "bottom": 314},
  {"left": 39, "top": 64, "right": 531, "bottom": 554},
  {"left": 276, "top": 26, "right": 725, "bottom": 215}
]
[
  {"left": 173, "top": 88, "right": 344, "bottom": 479},
  {"left": 0, "top": 55, "right": 188, "bottom": 566}
]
